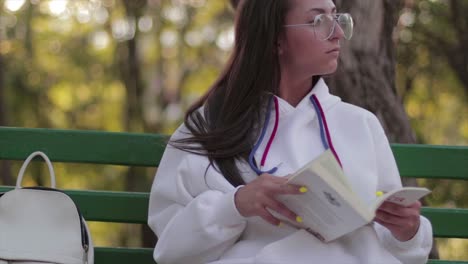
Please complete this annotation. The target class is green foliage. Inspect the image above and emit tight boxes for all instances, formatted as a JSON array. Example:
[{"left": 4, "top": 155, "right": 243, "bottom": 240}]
[
  {"left": 0, "top": 0, "right": 466, "bottom": 258},
  {"left": 397, "top": 0, "right": 467, "bottom": 145},
  {"left": 396, "top": 0, "right": 468, "bottom": 259},
  {"left": 0, "top": 0, "right": 234, "bottom": 249}
]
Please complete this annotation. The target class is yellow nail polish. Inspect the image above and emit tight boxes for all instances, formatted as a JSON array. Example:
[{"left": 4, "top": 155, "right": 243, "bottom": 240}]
[
  {"left": 296, "top": 216, "right": 303, "bottom": 223},
  {"left": 299, "top": 186, "right": 308, "bottom": 193},
  {"left": 376, "top": 191, "right": 384, "bottom": 197}
]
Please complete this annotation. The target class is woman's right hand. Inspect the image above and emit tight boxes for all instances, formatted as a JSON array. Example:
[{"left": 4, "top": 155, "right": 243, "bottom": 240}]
[{"left": 234, "top": 173, "right": 304, "bottom": 225}]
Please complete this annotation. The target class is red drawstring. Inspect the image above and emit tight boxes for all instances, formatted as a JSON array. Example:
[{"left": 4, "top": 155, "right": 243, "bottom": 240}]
[
  {"left": 251, "top": 94, "right": 343, "bottom": 175},
  {"left": 313, "top": 95, "right": 343, "bottom": 167},
  {"left": 260, "top": 97, "right": 279, "bottom": 168}
]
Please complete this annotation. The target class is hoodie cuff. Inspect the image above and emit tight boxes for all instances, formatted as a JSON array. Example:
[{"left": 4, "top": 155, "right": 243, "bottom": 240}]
[
  {"left": 382, "top": 216, "right": 432, "bottom": 250},
  {"left": 215, "top": 186, "right": 248, "bottom": 226}
]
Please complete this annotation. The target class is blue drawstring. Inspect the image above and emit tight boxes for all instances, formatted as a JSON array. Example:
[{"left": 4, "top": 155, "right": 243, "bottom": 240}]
[
  {"left": 248, "top": 94, "right": 339, "bottom": 175},
  {"left": 310, "top": 96, "right": 329, "bottom": 150},
  {"left": 248, "top": 97, "right": 278, "bottom": 175}
]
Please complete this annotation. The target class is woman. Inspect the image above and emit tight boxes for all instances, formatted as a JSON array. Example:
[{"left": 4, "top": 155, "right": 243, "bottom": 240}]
[{"left": 148, "top": 0, "right": 433, "bottom": 263}]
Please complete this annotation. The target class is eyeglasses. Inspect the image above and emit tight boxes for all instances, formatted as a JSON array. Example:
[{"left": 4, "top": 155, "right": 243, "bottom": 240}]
[{"left": 284, "top": 13, "right": 354, "bottom": 41}]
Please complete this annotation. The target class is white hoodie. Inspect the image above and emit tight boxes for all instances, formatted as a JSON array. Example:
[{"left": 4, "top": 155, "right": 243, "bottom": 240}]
[{"left": 148, "top": 78, "right": 433, "bottom": 264}]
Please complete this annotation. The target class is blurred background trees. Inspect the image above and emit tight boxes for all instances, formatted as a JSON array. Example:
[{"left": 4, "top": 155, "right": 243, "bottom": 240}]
[
  {"left": 0, "top": 0, "right": 466, "bottom": 259},
  {"left": 396, "top": 0, "right": 468, "bottom": 258}
]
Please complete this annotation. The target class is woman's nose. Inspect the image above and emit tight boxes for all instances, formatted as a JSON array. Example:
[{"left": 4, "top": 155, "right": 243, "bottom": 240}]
[{"left": 330, "top": 22, "right": 345, "bottom": 40}]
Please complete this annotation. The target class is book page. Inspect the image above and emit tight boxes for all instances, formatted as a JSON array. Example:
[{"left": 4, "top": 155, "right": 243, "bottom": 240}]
[
  {"left": 371, "top": 187, "right": 431, "bottom": 211},
  {"left": 278, "top": 151, "right": 374, "bottom": 242},
  {"left": 306, "top": 150, "right": 353, "bottom": 191}
]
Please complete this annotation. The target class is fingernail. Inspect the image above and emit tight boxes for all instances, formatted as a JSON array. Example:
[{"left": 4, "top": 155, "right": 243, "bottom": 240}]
[
  {"left": 299, "top": 186, "right": 308, "bottom": 193},
  {"left": 376, "top": 191, "right": 384, "bottom": 197},
  {"left": 296, "top": 216, "right": 303, "bottom": 223}
]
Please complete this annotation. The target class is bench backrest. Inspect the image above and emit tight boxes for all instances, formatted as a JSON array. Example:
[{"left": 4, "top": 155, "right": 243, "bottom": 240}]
[{"left": 0, "top": 127, "right": 467, "bottom": 264}]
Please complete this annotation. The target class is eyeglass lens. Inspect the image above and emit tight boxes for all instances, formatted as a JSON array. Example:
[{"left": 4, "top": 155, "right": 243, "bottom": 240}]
[{"left": 315, "top": 14, "right": 353, "bottom": 41}]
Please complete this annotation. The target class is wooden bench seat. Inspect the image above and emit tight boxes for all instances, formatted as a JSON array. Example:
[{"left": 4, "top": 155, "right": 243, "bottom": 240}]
[{"left": 0, "top": 127, "right": 467, "bottom": 264}]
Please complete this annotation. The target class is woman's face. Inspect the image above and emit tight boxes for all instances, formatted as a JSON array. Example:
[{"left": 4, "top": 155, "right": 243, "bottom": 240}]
[{"left": 279, "top": 0, "right": 345, "bottom": 77}]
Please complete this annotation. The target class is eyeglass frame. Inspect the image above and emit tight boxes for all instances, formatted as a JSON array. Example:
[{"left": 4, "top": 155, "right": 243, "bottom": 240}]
[{"left": 283, "top": 13, "right": 354, "bottom": 41}]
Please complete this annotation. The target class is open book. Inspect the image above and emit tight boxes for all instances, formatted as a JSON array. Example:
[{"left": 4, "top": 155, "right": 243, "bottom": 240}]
[{"left": 276, "top": 150, "right": 431, "bottom": 243}]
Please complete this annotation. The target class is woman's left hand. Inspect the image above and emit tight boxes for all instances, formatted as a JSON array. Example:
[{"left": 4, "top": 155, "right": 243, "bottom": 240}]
[{"left": 374, "top": 201, "right": 422, "bottom": 241}]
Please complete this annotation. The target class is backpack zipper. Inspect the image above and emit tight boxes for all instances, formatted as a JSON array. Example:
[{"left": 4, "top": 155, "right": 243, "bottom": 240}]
[
  {"left": 83, "top": 244, "right": 89, "bottom": 264},
  {"left": 22, "top": 187, "right": 90, "bottom": 259}
]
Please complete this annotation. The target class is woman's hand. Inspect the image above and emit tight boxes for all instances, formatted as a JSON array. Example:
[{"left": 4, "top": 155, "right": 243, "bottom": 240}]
[
  {"left": 234, "top": 173, "right": 303, "bottom": 225},
  {"left": 375, "top": 201, "right": 422, "bottom": 241}
]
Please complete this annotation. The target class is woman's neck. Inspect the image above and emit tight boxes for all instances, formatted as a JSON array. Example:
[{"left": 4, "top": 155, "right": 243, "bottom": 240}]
[{"left": 279, "top": 76, "right": 315, "bottom": 107}]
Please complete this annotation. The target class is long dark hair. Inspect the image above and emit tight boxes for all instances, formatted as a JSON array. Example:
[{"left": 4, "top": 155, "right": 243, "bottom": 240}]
[{"left": 171, "top": 0, "right": 291, "bottom": 187}]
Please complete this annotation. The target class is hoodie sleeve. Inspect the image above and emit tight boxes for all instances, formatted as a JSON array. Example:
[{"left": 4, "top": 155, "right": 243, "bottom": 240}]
[
  {"left": 367, "top": 114, "right": 433, "bottom": 264},
  {"left": 147, "top": 126, "right": 247, "bottom": 264}
]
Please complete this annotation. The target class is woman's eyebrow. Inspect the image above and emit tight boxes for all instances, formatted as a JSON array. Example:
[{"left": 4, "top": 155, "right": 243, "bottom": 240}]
[{"left": 307, "top": 7, "right": 337, "bottom": 14}]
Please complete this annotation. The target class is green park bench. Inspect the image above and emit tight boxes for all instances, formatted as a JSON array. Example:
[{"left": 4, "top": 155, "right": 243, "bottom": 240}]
[{"left": 0, "top": 126, "right": 467, "bottom": 264}]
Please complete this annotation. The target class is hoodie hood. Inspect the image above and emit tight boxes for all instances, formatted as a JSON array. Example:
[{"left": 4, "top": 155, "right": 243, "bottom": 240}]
[{"left": 274, "top": 78, "right": 341, "bottom": 116}]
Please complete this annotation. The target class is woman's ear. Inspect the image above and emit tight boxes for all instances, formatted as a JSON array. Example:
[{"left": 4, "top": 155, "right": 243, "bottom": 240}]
[
  {"left": 277, "top": 36, "right": 286, "bottom": 55},
  {"left": 230, "top": 0, "right": 240, "bottom": 9},
  {"left": 277, "top": 32, "right": 287, "bottom": 55},
  {"left": 277, "top": 42, "right": 283, "bottom": 55}
]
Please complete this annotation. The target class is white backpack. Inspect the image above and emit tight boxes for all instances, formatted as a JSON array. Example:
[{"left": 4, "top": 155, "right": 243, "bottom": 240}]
[{"left": 0, "top": 151, "right": 94, "bottom": 264}]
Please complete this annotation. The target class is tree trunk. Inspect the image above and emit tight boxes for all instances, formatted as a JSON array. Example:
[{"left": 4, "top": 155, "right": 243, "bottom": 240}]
[
  {"left": 119, "top": 0, "right": 157, "bottom": 248},
  {"left": 440, "top": 0, "right": 468, "bottom": 95},
  {"left": 329, "top": 0, "right": 438, "bottom": 259},
  {"left": 0, "top": 32, "right": 13, "bottom": 186},
  {"left": 329, "top": 0, "right": 415, "bottom": 142}
]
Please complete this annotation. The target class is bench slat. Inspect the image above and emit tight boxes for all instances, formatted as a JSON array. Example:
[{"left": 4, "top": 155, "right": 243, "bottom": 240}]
[
  {"left": 93, "top": 247, "right": 463, "bottom": 264},
  {"left": 0, "top": 127, "right": 167, "bottom": 167},
  {"left": 428, "top": 261, "right": 468, "bottom": 264},
  {"left": 68, "top": 189, "right": 149, "bottom": 224},
  {"left": 95, "top": 247, "right": 155, "bottom": 264},
  {"left": 393, "top": 144, "right": 468, "bottom": 180},
  {"left": 3, "top": 187, "right": 468, "bottom": 239},
  {"left": 422, "top": 208, "right": 468, "bottom": 238},
  {"left": 0, "top": 187, "right": 149, "bottom": 224},
  {"left": 1, "top": 127, "right": 466, "bottom": 180}
]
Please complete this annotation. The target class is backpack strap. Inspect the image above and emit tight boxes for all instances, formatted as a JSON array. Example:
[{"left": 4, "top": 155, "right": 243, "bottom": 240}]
[{"left": 16, "top": 151, "right": 56, "bottom": 188}]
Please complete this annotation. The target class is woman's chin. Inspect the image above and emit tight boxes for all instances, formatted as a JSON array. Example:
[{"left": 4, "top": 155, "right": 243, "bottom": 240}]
[{"left": 319, "top": 63, "right": 339, "bottom": 75}]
